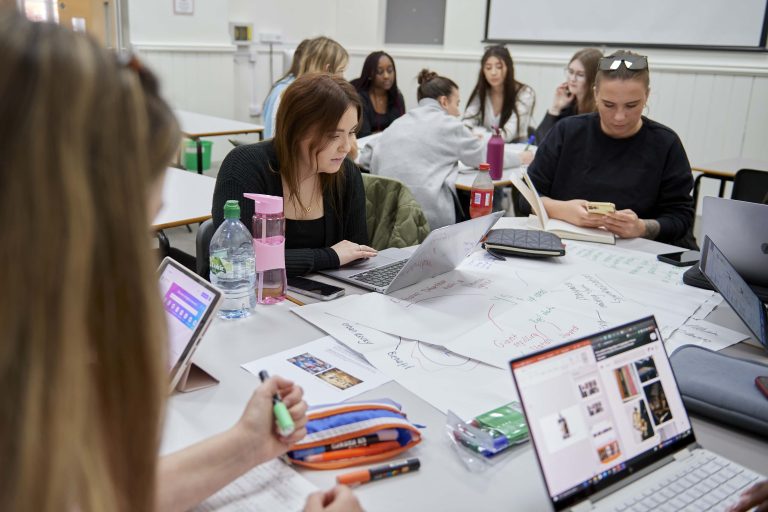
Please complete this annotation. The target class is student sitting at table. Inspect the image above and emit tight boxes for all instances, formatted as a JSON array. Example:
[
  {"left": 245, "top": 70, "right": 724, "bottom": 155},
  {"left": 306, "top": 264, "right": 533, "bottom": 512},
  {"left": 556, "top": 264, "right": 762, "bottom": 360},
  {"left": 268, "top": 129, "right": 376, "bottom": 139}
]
[
  {"left": 360, "top": 69, "right": 531, "bottom": 230},
  {"left": 518, "top": 50, "right": 696, "bottom": 248},
  {"left": 350, "top": 51, "right": 406, "bottom": 138},
  {"left": 535, "top": 48, "right": 602, "bottom": 143},
  {"left": 0, "top": 12, "right": 361, "bottom": 512},
  {"left": 267, "top": 36, "right": 349, "bottom": 139},
  {"left": 262, "top": 38, "right": 309, "bottom": 139},
  {"left": 462, "top": 45, "right": 536, "bottom": 144},
  {"left": 213, "top": 73, "right": 377, "bottom": 276}
]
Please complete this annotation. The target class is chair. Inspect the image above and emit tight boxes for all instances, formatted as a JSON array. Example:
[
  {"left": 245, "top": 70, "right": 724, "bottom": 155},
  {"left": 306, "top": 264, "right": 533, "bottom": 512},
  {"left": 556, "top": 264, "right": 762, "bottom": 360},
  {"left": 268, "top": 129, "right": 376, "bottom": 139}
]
[
  {"left": 731, "top": 169, "right": 768, "bottom": 204},
  {"left": 361, "top": 174, "right": 430, "bottom": 251},
  {"left": 195, "top": 218, "right": 216, "bottom": 278}
]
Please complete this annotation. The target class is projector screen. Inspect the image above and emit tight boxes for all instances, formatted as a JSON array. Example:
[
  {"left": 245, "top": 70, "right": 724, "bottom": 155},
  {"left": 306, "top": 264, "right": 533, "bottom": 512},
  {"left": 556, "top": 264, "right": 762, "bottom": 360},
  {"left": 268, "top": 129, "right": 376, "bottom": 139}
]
[{"left": 485, "top": 0, "right": 768, "bottom": 50}]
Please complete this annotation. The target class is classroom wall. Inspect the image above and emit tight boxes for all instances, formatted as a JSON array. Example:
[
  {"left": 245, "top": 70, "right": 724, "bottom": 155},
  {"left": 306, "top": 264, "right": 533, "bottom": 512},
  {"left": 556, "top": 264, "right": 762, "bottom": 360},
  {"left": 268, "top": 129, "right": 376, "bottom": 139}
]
[{"left": 130, "top": 0, "right": 768, "bottom": 171}]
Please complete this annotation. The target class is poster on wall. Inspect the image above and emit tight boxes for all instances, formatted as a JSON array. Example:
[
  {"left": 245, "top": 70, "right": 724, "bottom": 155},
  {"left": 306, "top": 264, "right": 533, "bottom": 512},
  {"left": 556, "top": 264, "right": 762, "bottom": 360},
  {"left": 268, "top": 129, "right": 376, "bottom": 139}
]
[{"left": 174, "top": 0, "right": 194, "bottom": 15}]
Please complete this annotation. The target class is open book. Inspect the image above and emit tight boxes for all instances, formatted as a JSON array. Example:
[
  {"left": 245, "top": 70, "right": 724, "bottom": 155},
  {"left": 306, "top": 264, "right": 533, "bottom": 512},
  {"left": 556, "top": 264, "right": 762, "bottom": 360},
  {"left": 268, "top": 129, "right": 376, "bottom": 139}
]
[{"left": 510, "top": 171, "right": 616, "bottom": 245}]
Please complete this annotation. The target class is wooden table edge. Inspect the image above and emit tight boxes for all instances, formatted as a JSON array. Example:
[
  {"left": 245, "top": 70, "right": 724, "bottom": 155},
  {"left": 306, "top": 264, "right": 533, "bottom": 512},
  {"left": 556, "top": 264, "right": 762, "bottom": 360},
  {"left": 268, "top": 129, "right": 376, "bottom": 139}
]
[{"left": 153, "top": 214, "right": 212, "bottom": 231}]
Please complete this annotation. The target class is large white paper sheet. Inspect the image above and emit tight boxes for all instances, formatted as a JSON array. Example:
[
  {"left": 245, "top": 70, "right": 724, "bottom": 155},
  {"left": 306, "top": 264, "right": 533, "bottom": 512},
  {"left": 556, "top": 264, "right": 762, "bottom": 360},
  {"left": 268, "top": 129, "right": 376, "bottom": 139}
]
[
  {"left": 294, "top": 303, "right": 515, "bottom": 420},
  {"left": 665, "top": 318, "right": 749, "bottom": 354},
  {"left": 194, "top": 459, "right": 317, "bottom": 512},
  {"left": 241, "top": 336, "right": 391, "bottom": 406}
]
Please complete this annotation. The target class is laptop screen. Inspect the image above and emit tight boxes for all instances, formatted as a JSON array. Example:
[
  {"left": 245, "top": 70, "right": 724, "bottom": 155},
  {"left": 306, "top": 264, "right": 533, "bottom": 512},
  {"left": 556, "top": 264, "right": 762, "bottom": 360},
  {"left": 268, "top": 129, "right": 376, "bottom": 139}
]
[
  {"left": 510, "top": 317, "right": 695, "bottom": 510},
  {"left": 158, "top": 258, "right": 220, "bottom": 380},
  {"left": 699, "top": 236, "right": 768, "bottom": 350}
]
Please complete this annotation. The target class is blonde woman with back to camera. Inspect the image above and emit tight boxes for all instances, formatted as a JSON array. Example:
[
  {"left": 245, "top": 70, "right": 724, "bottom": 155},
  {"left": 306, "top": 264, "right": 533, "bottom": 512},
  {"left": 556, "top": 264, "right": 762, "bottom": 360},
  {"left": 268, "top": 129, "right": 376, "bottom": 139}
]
[{"left": 0, "top": 11, "right": 361, "bottom": 512}]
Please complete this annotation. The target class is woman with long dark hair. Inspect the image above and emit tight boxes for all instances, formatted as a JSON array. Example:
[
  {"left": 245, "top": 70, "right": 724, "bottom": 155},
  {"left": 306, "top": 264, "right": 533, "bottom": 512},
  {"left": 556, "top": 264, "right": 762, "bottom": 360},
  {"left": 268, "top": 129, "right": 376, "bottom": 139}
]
[
  {"left": 463, "top": 45, "right": 535, "bottom": 144},
  {"left": 350, "top": 51, "right": 406, "bottom": 137}
]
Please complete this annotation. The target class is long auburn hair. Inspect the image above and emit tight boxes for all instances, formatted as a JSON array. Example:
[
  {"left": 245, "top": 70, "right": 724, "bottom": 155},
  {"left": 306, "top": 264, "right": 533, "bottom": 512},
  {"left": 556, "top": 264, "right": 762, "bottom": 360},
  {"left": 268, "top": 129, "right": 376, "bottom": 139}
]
[
  {"left": 0, "top": 11, "right": 178, "bottom": 512},
  {"left": 350, "top": 51, "right": 405, "bottom": 116},
  {"left": 273, "top": 73, "right": 362, "bottom": 215},
  {"left": 466, "top": 45, "right": 530, "bottom": 138},
  {"left": 570, "top": 48, "right": 602, "bottom": 114}
]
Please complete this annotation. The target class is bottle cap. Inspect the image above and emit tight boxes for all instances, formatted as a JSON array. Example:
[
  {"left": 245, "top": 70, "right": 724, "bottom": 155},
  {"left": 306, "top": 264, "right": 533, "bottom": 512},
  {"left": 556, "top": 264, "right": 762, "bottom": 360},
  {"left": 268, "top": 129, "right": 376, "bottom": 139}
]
[
  {"left": 223, "top": 200, "right": 240, "bottom": 219},
  {"left": 244, "top": 193, "right": 283, "bottom": 214},
  {"left": 478, "top": 163, "right": 490, "bottom": 171}
]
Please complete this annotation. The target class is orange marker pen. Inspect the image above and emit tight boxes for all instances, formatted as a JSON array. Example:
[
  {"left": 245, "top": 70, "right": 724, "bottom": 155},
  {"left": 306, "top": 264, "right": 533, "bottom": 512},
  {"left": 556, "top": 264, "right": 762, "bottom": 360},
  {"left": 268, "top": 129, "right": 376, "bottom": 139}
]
[
  {"left": 304, "top": 441, "right": 400, "bottom": 463},
  {"left": 336, "top": 458, "right": 421, "bottom": 486}
]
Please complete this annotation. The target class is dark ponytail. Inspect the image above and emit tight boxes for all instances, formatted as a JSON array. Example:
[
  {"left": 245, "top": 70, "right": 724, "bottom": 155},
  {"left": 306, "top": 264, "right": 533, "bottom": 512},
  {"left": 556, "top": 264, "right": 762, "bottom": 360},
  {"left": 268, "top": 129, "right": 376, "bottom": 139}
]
[{"left": 416, "top": 69, "right": 457, "bottom": 102}]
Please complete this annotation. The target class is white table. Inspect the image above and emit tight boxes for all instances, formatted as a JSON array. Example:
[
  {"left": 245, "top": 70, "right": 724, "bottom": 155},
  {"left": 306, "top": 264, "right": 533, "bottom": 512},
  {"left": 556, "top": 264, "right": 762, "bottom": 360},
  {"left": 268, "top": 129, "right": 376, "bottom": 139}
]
[
  {"left": 163, "top": 229, "right": 768, "bottom": 511},
  {"left": 175, "top": 109, "right": 265, "bottom": 174},
  {"left": 152, "top": 167, "right": 215, "bottom": 230}
]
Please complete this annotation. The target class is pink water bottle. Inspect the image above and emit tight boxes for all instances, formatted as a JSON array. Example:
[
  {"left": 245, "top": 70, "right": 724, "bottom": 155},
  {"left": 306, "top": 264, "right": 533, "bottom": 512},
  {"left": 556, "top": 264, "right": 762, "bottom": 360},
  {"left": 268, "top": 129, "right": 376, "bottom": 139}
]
[
  {"left": 487, "top": 126, "right": 504, "bottom": 180},
  {"left": 244, "top": 193, "right": 286, "bottom": 304}
]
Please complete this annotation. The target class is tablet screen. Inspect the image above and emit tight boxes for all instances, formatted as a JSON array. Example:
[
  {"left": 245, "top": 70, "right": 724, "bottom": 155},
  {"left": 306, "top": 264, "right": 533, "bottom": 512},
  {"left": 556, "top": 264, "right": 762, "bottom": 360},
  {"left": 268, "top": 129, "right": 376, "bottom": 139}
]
[{"left": 158, "top": 258, "right": 221, "bottom": 380}]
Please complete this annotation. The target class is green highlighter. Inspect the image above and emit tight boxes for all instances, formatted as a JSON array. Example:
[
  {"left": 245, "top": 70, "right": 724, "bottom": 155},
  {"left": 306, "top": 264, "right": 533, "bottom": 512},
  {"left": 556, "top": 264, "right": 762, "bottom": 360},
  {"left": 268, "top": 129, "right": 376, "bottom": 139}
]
[{"left": 258, "top": 370, "right": 295, "bottom": 437}]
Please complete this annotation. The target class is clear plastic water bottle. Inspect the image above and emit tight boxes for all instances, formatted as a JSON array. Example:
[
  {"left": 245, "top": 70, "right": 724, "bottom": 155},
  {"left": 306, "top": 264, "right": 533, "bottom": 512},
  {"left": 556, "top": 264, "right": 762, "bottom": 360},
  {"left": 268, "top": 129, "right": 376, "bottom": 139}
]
[
  {"left": 209, "top": 200, "right": 256, "bottom": 319},
  {"left": 244, "top": 193, "right": 287, "bottom": 304}
]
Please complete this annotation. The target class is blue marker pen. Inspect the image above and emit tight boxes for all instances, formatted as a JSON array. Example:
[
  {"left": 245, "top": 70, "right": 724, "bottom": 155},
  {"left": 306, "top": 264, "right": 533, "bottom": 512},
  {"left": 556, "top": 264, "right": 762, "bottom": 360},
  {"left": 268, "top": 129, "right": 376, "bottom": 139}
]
[{"left": 524, "top": 134, "right": 536, "bottom": 151}]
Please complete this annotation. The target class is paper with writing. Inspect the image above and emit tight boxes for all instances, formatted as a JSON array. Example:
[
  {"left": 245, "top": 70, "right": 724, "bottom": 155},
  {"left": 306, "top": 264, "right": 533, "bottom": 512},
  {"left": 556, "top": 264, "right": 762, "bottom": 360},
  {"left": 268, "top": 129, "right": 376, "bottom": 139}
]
[
  {"left": 665, "top": 318, "right": 749, "bottom": 354},
  {"left": 193, "top": 459, "right": 317, "bottom": 512}
]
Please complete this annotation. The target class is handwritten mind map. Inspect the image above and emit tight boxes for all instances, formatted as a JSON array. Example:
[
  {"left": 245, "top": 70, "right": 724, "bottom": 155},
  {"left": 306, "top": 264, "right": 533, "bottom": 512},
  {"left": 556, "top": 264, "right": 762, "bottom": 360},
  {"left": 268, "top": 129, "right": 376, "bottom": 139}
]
[{"left": 293, "top": 304, "right": 514, "bottom": 419}]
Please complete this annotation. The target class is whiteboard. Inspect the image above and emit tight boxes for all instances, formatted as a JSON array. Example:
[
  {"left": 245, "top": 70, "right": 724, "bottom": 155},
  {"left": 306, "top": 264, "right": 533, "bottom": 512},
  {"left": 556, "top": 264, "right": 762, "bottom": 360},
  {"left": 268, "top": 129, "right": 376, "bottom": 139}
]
[{"left": 485, "top": 0, "right": 768, "bottom": 50}]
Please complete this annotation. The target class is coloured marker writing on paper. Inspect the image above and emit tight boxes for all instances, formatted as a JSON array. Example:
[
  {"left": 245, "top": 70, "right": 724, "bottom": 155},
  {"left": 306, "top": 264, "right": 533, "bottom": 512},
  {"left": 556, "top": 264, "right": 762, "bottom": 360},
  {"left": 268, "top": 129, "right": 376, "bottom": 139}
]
[{"left": 258, "top": 370, "right": 295, "bottom": 437}]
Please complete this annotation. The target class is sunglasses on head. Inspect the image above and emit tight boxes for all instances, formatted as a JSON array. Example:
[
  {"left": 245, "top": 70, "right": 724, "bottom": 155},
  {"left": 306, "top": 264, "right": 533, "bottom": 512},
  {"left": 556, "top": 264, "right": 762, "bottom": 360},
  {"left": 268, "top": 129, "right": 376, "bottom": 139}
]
[{"left": 598, "top": 53, "right": 648, "bottom": 71}]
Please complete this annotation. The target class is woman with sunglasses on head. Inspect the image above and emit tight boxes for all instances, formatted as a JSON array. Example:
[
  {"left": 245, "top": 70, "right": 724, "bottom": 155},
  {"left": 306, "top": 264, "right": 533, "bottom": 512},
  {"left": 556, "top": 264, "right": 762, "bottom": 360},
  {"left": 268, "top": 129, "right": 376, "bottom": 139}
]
[
  {"left": 213, "top": 73, "right": 376, "bottom": 277},
  {"left": 463, "top": 46, "right": 536, "bottom": 154},
  {"left": 350, "top": 51, "right": 405, "bottom": 138},
  {"left": 519, "top": 50, "right": 696, "bottom": 248},
  {"left": 0, "top": 11, "right": 361, "bottom": 512},
  {"left": 535, "top": 48, "right": 602, "bottom": 143}
]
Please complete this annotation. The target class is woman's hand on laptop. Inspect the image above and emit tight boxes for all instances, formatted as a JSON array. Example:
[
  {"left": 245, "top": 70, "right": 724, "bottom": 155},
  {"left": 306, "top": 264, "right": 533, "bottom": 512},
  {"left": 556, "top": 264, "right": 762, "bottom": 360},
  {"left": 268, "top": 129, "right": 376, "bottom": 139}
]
[
  {"left": 332, "top": 240, "right": 378, "bottom": 266},
  {"left": 729, "top": 480, "right": 768, "bottom": 512},
  {"left": 236, "top": 375, "right": 308, "bottom": 465}
]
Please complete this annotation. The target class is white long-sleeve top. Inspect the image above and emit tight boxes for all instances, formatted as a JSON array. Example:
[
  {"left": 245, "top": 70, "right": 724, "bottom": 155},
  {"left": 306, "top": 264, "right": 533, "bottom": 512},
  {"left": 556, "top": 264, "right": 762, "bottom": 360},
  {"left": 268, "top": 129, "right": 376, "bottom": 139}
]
[
  {"left": 359, "top": 98, "right": 523, "bottom": 230},
  {"left": 462, "top": 84, "right": 535, "bottom": 143}
]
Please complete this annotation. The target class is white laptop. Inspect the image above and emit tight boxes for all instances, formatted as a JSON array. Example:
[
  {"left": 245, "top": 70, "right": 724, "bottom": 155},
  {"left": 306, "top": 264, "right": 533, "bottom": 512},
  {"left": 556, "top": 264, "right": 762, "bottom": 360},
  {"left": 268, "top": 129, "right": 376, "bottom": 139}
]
[
  {"left": 320, "top": 211, "right": 503, "bottom": 294},
  {"left": 701, "top": 197, "right": 768, "bottom": 287},
  {"left": 509, "top": 316, "right": 764, "bottom": 511},
  {"left": 159, "top": 257, "right": 222, "bottom": 393}
]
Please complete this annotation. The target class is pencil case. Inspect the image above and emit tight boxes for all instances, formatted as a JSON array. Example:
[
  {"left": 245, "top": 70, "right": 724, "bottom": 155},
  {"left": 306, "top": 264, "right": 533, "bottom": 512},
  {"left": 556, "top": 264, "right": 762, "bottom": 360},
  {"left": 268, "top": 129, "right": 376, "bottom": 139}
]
[{"left": 285, "top": 398, "right": 423, "bottom": 470}]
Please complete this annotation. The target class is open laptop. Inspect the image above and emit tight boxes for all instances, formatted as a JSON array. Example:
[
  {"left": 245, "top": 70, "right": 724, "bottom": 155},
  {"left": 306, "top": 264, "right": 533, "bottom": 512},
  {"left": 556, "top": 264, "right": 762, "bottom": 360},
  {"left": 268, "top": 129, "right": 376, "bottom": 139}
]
[
  {"left": 510, "top": 316, "right": 764, "bottom": 511},
  {"left": 699, "top": 235, "right": 768, "bottom": 351},
  {"left": 159, "top": 257, "right": 222, "bottom": 393},
  {"left": 320, "top": 211, "right": 503, "bottom": 294},
  {"left": 701, "top": 197, "right": 768, "bottom": 287}
]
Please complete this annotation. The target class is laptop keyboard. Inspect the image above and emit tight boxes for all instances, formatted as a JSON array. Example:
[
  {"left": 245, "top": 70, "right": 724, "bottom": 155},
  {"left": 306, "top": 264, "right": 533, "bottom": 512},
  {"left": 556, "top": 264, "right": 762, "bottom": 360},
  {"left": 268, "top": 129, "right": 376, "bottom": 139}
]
[
  {"left": 349, "top": 259, "right": 408, "bottom": 288},
  {"left": 614, "top": 453, "right": 761, "bottom": 512}
]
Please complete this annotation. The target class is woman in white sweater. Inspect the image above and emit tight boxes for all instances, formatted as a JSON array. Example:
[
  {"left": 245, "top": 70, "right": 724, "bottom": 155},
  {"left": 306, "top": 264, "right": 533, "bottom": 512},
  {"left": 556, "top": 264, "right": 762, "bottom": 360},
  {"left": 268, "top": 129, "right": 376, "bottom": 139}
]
[
  {"left": 360, "top": 69, "right": 528, "bottom": 230},
  {"left": 463, "top": 45, "right": 536, "bottom": 144}
]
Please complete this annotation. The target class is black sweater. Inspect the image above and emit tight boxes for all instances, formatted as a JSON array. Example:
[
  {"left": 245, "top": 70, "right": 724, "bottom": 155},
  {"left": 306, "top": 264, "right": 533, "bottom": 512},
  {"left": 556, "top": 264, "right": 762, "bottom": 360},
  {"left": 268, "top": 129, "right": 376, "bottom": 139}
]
[
  {"left": 534, "top": 103, "right": 576, "bottom": 145},
  {"left": 356, "top": 88, "right": 406, "bottom": 138},
  {"left": 520, "top": 113, "right": 695, "bottom": 246},
  {"left": 212, "top": 141, "right": 369, "bottom": 276}
]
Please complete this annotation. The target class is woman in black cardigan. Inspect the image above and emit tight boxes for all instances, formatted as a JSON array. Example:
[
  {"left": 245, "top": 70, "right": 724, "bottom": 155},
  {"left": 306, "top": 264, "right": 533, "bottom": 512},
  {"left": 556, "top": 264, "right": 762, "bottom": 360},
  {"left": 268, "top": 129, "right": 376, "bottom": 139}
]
[{"left": 213, "top": 73, "right": 376, "bottom": 276}]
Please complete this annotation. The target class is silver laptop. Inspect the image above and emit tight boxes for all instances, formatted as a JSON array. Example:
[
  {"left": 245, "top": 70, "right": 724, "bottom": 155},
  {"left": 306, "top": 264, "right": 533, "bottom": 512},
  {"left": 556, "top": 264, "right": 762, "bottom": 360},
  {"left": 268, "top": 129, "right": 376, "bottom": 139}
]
[
  {"left": 320, "top": 211, "right": 503, "bottom": 294},
  {"left": 700, "top": 235, "right": 768, "bottom": 351},
  {"left": 509, "top": 316, "right": 764, "bottom": 511},
  {"left": 701, "top": 196, "right": 768, "bottom": 287},
  {"left": 159, "top": 257, "right": 222, "bottom": 393}
]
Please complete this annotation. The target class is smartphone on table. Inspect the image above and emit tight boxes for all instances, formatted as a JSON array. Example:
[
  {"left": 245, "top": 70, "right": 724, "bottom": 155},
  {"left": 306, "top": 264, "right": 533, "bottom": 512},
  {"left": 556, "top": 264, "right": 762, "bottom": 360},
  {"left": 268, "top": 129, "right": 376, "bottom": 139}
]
[
  {"left": 656, "top": 250, "right": 700, "bottom": 267},
  {"left": 287, "top": 277, "right": 345, "bottom": 301}
]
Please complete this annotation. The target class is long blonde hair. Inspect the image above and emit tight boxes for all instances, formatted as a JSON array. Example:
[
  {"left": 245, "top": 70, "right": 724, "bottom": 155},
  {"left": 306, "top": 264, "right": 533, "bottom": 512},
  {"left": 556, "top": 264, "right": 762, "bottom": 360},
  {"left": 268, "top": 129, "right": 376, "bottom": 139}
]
[
  {"left": 297, "top": 36, "right": 348, "bottom": 76},
  {"left": 0, "top": 11, "right": 179, "bottom": 512}
]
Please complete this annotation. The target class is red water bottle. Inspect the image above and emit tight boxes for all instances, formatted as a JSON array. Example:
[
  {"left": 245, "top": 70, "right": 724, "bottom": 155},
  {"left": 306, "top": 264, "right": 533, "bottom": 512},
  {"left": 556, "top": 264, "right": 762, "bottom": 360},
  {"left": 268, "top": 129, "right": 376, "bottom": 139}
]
[
  {"left": 469, "top": 163, "right": 494, "bottom": 218},
  {"left": 487, "top": 127, "right": 504, "bottom": 180}
]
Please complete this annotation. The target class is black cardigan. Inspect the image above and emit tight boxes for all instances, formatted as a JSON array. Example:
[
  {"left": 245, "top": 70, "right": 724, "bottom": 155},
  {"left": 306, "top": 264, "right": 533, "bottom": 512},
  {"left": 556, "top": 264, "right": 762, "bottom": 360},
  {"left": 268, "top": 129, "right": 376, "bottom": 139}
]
[
  {"left": 520, "top": 113, "right": 695, "bottom": 247},
  {"left": 212, "top": 141, "right": 369, "bottom": 276}
]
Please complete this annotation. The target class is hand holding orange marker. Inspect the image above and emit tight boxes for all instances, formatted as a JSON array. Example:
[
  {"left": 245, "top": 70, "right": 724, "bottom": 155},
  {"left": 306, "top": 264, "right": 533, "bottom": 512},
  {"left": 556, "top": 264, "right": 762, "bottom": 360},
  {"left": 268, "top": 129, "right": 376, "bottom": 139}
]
[{"left": 336, "top": 458, "right": 421, "bottom": 486}]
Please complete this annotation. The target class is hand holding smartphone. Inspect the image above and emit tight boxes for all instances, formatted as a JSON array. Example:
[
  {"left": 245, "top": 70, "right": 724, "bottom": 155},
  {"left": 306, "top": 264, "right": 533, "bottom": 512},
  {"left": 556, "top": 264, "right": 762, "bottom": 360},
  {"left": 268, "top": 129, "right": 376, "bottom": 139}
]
[{"left": 287, "top": 277, "right": 345, "bottom": 301}]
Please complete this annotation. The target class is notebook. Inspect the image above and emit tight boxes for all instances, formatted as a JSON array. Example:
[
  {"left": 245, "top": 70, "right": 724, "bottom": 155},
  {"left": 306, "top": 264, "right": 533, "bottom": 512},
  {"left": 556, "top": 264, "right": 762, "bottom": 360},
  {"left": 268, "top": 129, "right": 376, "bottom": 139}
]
[
  {"left": 699, "top": 235, "right": 768, "bottom": 351},
  {"left": 320, "top": 211, "right": 503, "bottom": 294},
  {"left": 159, "top": 257, "right": 222, "bottom": 393},
  {"left": 509, "top": 316, "right": 764, "bottom": 511},
  {"left": 510, "top": 170, "right": 616, "bottom": 245},
  {"left": 701, "top": 197, "right": 768, "bottom": 287}
]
